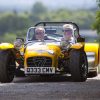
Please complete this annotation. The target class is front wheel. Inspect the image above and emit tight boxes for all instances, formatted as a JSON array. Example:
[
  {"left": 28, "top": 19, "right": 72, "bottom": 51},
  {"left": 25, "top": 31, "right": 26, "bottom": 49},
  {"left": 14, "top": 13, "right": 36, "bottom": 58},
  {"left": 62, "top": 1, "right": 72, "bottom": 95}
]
[
  {"left": 69, "top": 50, "right": 88, "bottom": 82},
  {"left": 0, "top": 50, "right": 16, "bottom": 83}
]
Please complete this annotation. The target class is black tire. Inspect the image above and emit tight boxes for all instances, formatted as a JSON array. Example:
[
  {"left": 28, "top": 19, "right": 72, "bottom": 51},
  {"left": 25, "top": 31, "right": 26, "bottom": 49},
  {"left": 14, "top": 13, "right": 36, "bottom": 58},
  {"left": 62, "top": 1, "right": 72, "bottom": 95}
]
[
  {"left": 69, "top": 50, "right": 88, "bottom": 82},
  {"left": 0, "top": 50, "right": 16, "bottom": 83}
]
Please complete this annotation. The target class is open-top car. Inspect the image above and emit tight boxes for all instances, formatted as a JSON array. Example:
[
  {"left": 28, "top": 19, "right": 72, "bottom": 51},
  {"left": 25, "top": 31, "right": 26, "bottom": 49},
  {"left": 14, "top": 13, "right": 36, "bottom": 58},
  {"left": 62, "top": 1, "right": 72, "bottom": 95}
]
[{"left": 0, "top": 22, "right": 88, "bottom": 83}]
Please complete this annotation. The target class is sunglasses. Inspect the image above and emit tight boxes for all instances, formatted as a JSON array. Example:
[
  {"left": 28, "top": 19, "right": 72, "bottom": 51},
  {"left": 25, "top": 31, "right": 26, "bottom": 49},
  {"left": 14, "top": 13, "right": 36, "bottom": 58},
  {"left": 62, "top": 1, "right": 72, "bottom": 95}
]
[
  {"left": 63, "top": 29, "right": 72, "bottom": 35},
  {"left": 35, "top": 32, "right": 44, "bottom": 35},
  {"left": 63, "top": 29, "right": 72, "bottom": 32}
]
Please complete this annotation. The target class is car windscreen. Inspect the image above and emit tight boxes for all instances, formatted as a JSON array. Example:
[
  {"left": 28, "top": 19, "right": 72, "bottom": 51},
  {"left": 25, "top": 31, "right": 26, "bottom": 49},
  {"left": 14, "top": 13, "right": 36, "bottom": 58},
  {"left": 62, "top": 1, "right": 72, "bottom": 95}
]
[
  {"left": 26, "top": 24, "right": 79, "bottom": 42},
  {"left": 26, "top": 26, "right": 63, "bottom": 41}
]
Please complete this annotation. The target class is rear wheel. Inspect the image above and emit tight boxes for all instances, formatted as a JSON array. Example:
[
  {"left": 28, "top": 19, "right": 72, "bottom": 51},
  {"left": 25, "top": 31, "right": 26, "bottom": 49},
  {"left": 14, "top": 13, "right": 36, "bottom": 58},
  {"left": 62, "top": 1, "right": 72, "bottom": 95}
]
[
  {"left": 69, "top": 50, "right": 88, "bottom": 82},
  {"left": 0, "top": 50, "right": 16, "bottom": 83}
]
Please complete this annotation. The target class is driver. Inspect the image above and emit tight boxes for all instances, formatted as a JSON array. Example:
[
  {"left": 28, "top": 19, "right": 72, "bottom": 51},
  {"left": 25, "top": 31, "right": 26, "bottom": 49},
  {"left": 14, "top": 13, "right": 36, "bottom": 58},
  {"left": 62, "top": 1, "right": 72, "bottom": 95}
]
[
  {"left": 60, "top": 24, "right": 75, "bottom": 50},
  {"left": 33, "top": 27, "right": 45, "bottom": 41}
]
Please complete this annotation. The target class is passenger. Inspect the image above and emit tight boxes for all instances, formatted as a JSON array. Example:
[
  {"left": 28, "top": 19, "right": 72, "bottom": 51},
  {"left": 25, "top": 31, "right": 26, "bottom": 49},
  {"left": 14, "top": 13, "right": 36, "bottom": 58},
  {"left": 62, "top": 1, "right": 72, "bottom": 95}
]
[{"left": 60, "top": 24, "right": 75, "bottom": 50}]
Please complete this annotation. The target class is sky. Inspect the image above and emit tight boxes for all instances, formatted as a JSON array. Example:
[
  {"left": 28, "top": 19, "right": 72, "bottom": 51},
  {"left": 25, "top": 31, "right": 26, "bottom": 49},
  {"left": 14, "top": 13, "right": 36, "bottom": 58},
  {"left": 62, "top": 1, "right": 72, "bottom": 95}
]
[{"left": 0, "top": 0, "right": 97, "bottom": 11}]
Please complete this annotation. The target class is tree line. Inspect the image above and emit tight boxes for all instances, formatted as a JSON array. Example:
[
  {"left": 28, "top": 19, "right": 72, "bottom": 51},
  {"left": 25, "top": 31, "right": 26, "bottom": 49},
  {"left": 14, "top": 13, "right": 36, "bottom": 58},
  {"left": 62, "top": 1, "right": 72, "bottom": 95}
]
[{"left": 92, "top": 0, "right": 100, "bottom": 34}]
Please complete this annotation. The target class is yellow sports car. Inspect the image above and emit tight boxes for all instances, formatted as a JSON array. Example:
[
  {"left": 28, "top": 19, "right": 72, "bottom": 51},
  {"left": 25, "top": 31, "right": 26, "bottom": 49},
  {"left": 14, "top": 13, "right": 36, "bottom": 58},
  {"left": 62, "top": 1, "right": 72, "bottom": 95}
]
[{"left": 0, "top": 22, "right": 88, "bottom": 83}]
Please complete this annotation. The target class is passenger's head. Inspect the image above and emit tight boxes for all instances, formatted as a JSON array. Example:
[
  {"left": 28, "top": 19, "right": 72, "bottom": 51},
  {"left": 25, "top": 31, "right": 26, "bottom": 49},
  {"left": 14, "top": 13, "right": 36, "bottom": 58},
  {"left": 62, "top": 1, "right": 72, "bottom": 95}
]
[
  {"left": 34, "top": 27, "right": 45, "bottom": 40},
  {"left": 62, "top": 24, "right": 73, "bottom": 40}
]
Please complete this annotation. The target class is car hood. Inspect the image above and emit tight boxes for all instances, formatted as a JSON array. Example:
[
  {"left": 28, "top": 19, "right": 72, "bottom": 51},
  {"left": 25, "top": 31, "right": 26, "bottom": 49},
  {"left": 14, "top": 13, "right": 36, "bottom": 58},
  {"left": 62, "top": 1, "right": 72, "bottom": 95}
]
[{"left": 25, "top": 42, "right": 61, "bottom": 57}]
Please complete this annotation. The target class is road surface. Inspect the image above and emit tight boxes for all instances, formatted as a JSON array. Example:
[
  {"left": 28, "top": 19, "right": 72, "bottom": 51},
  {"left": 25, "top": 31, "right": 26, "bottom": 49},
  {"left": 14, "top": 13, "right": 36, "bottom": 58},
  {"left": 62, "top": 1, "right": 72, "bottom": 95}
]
[{"left": 0, "top": 75, "right": 100, "bottom": 100}]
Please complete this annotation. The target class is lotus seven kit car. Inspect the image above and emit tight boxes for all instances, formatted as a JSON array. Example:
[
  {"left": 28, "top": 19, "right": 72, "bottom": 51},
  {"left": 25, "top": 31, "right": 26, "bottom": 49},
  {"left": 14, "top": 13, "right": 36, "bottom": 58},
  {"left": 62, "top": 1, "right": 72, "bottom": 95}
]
[{"left": 0, "top": 22, "right": 92, "bottom": 83}]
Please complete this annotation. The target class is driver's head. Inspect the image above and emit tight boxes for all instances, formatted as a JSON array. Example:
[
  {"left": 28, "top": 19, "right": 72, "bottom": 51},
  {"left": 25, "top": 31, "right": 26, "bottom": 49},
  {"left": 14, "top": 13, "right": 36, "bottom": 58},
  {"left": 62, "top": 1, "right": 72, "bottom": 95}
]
[
  {"left": 62, "top": 24, "right": 73, "bottom": 40},
  {"left": 35, "top": 27, "right": 45, "bottom": 40}
]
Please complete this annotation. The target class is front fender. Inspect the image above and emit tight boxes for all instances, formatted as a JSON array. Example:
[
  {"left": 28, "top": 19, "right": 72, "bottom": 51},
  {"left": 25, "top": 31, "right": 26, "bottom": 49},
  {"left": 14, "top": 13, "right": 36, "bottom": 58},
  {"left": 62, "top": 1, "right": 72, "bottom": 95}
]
[{"left": 0, "top": 43, "right": 14, "bottom": 50}]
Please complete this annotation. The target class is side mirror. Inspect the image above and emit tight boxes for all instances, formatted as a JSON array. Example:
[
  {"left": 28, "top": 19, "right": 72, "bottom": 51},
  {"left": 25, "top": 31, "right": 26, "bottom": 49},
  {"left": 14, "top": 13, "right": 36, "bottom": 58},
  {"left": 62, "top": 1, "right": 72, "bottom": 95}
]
[
  {"left": 77, "top": 37, "right": 85, "bottom": 42},
  {"left": 14, "top": 38, "right": 24, "bottom": 50},
  {"left": 16, "top": 38, "right": 24, "bottom": 43}
]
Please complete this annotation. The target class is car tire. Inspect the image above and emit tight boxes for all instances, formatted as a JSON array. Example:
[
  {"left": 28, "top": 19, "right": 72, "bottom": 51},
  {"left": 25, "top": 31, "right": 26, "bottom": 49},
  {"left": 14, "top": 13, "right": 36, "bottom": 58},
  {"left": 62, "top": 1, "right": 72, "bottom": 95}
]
[
  {"left": 69, "top": 50, "right": 88, "bottom": 82},
  {"left": 0, "top": 50, "right": 16, "bottom": 83}
]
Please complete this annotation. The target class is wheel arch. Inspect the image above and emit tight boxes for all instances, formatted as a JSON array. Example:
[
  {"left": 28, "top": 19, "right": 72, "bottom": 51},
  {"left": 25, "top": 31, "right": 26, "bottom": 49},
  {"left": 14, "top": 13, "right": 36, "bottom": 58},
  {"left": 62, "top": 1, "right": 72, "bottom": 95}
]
[{"left": 0, "top": 43, "right": 14, "bottom": 50}]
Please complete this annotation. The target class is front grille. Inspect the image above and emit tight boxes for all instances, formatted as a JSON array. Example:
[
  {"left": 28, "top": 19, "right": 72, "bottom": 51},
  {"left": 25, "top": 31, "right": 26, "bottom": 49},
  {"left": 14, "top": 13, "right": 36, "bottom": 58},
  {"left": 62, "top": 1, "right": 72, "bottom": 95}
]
[{"left": 27, "top": 57, "right": 52, "bottom": 67}]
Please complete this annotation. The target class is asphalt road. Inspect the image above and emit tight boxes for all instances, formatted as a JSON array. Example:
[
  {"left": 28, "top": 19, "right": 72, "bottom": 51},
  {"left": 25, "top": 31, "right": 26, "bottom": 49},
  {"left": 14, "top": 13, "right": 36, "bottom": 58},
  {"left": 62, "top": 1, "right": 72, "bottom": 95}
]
[{"left": 0, "top": 75, "right": 100, "bottom": 100}]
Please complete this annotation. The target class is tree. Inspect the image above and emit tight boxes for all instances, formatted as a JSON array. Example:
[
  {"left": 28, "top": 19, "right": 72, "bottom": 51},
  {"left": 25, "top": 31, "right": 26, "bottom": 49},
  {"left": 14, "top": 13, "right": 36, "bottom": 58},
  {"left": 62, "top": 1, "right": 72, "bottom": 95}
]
[
  {"left": 92, "top": 0, "right": 100, "bottom": 34},
  {"left": 97, "top": 0, "right": 100, "bottom": 7},
  {"left": 31, "top": 2, "right": 47, "bottom": 15},
  {"left": 30, "top": 2, "right": 48, "bottom": 23},
  {"left": 0, "top": 12, "right": 30, "bottom": 34},
  {"left": 92, "top": 11, "right": 100, "bottom": 33}
]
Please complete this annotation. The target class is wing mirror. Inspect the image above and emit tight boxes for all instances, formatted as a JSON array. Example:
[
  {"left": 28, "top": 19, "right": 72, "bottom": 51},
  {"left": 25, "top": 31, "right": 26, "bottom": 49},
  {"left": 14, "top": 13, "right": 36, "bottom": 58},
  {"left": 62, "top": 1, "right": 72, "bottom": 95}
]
[
  {"left": 16, "top": 38, "right": 24, "bottom": 42},
  {"left": 14, "top": 38, "right": 24, "bottom": 50}
]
